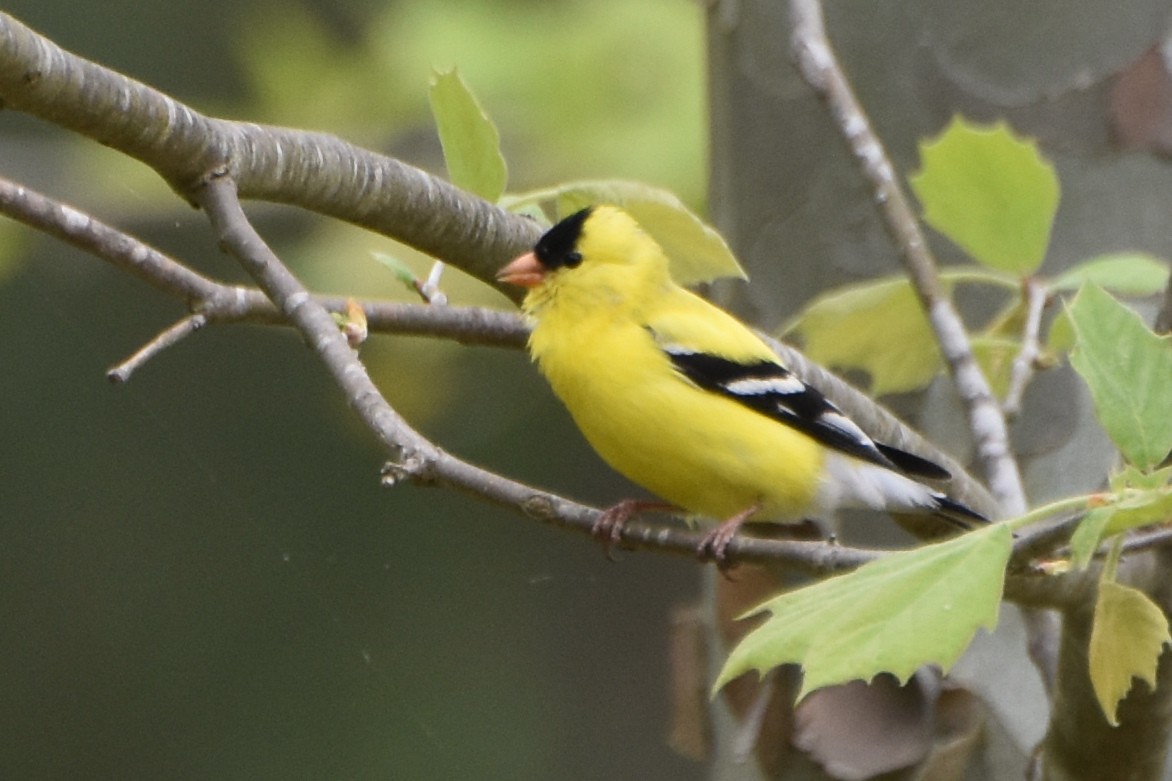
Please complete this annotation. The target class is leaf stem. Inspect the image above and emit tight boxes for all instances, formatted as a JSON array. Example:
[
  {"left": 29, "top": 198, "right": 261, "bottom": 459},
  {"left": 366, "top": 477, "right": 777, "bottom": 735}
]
[
  {"left": 1102, "top": 536, "right": 1124, "bottom": 582},
  {"left": 1005, "top": 494, "right": 1093, "bottom": 534}
]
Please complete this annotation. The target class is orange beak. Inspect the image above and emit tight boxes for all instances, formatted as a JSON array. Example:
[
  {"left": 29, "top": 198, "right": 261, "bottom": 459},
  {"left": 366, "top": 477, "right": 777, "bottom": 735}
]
[{"left": 496, "top": 252, "right": 546, "bottom": 289}]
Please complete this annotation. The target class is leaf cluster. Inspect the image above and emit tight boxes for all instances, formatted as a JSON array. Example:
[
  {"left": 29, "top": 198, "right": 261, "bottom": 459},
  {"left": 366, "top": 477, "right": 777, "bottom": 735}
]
[{"left": 723, "top": 117, "right": 1172, "bottom": 725}]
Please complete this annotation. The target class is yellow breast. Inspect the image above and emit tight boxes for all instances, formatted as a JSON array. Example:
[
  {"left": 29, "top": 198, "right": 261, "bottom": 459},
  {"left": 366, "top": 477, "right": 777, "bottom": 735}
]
[{"left": 527, "top": 282, "right": 824, "bottom": 522}]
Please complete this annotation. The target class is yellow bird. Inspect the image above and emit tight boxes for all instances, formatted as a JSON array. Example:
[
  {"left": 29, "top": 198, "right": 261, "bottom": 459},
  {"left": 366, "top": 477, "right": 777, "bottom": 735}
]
[{"left": 497, "top": 206, "right": 984, "bottom": 563}]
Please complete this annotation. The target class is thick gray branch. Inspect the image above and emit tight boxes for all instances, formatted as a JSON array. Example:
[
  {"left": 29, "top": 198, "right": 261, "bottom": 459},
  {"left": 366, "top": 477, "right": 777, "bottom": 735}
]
[{"left": 0, "top": 12, "right": 539, "bottom": 289}]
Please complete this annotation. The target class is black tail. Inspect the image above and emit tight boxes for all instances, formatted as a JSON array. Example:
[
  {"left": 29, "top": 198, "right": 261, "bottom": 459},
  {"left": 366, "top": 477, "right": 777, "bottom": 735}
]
[
  {"left": 932, "top": 493, "right": 988, "bottom": 529},
  {"left": 875, "top": 442, "right": 953, "bottom": 480}
]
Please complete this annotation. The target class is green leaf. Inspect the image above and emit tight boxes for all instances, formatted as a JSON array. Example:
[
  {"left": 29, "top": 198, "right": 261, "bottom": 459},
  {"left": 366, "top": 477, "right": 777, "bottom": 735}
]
[
  {"left": 1102, "top": 466, "right": 1172, "bottom": 536},
  {"left": 1111, "top": 463, "right": 1172, "bottom": 492},
  {"left": 1089, "top": 580, "right": 1172, "bottom": 726},
  {"left": 788, "top": 277, "right": 943, "bottom": 395},
  {"left": 714, "top": 524, "right": 1012, "bottom": 700},
  {"left": 971, "top": 336, "right": 1020, "bottom": 398},
  {"left": 1069, "top": 506, "right": 1113, "bottom": 570},
  {"left": 1046, "top": 307, "right": 1075, "bottom": 354},
  {"left": 910, "top": 117, "right": 1059, "bottom": 274},
  {"left": 1050, "top": 253, "right": 1170, "bottom": 296},
  {"left": 1069, "top": 469, "right": 1172, "bottom": 567},
  {"left": 503, "top": 180, "right": 745, "bottom": 284},
  {"left": 429, "top": 68, "right": 507, "bottom": 202},
  {"left": 372, "top": 251, "right": 418, "bottom": 291},
  {"left": 1068, "top": 284, "right": 1172, "bottom": 470}
]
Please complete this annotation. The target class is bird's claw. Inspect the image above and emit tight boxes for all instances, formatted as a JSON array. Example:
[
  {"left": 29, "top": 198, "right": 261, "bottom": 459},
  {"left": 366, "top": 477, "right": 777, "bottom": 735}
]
[
  {"left": 696, "top": 525, "right": 739, "bottom": 576},
  {"left": 591, "top": 500, "right": 675, "bottom": 561},
  {"left": 592, "top": 504, "right": 633, "bottom": 561},
  {"left": 695, "top": 502, "right": 761, "bottom": 575}
]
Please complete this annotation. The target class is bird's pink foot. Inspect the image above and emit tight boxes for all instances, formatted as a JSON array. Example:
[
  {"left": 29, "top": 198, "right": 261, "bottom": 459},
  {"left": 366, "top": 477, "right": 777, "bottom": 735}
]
[
  {"left": 696, "top": 502, "right": 762, "bottom": 570},
  {"left": 593, "top": 500, "right": 675, "bottom": 560}
]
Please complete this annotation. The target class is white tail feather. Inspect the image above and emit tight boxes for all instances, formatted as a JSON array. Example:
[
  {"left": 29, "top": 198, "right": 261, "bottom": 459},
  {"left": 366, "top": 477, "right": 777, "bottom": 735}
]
[{"left": 815, "top": 452, "right": 941, "bottom": 516}]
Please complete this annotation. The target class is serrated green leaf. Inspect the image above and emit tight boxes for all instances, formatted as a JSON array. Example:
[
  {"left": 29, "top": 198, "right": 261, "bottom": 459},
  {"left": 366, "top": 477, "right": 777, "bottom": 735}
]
[
  {"left": 714, "top": 524, "right": 1012, "bottom": 700},
  {"left": 1111, "top": 464, "right": 1172, "bottom": 492},
  {"left": 429, "top": 68, "right": 507, "bottom": 202},
  {"left": 503, "top": 180, "right": 745, "bottom": 284},
  {"left": 910, "top": 117, "right": 1059, "bottom": 274},
  {"left": 1050, "top": 253, "right": 1170, "bottom": 296},
  {"left": 1090, "top": 580, "right": 1172, "bottom": 726},
  {"left": 1068, "top": 285, "right": 1172, "bottom": 470},
  {"left": 789, "top": 277, "right": 943, "bottom": 395}
]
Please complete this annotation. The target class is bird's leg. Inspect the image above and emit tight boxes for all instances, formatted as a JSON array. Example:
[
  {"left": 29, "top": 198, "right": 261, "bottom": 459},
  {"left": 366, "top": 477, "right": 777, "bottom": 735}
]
[
  {"left": 697, "top": 501, "right": 763, "bottom": 569},
  {"left": 593, "top": 499, "right": 676, "bottom": 559}
]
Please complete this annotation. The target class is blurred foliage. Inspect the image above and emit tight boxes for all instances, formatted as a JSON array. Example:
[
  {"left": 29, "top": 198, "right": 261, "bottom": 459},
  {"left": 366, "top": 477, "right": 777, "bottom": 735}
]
[
  {"left": 504, "top": 179, "right": 745, "bottom": 283},
  {"left": 428, "top": 67, "right": 509, "bottom": 202},
  {"left": 235, "top": 0, "right": 705, "bottom": 201},
  {"left": 230, "top": 0, "right": 706, "bottom": 430}
]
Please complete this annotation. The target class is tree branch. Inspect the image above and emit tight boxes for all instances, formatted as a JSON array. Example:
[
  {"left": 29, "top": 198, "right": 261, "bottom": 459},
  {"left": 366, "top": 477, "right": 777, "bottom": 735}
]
[
  {"left": 1037, "top": 552, "right": 1172, "bottom": 781},
  {"left": 107, "top": 314, "right": 207, "bottom": 383},
  {"left": 1003, "top": 278, "right": 1048, "bottom": 417},
  {"left": 0, "top": 157, "right": 1118, "bottom": 592},
  {"left": 0, "top": 11, "right": 539, "bottom": 291},
  {"left": 0, "top": 173, "right": 529, "bottom": 351},
  {"left": 197, "top": 171, "right": 443, "bottom": 466},
  {"left": 788, "top": 0, "right": 1026, "bottom": 518}
]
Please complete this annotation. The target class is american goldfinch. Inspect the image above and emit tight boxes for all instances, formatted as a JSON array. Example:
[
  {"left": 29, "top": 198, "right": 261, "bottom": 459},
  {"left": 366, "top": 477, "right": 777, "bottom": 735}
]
[{"left": 497, "top": 206, "right": 984, "bottom": 563}]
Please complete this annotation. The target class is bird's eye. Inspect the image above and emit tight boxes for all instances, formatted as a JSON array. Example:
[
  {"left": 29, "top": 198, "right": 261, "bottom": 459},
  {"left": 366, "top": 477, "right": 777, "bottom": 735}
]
[{"left": 563, "top": 251, "right": 582, "bottom": 268}]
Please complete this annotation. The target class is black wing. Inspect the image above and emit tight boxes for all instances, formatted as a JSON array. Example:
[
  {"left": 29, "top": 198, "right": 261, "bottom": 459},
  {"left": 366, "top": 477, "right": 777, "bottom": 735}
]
[{"left": 659, "top": 342, "right": 951, "bottom": 480}]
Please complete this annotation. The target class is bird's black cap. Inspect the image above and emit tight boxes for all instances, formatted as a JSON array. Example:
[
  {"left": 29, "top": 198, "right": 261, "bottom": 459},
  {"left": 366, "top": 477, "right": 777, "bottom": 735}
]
[{"left": 534, "top": 207, "right": 591, "bottom": 270}]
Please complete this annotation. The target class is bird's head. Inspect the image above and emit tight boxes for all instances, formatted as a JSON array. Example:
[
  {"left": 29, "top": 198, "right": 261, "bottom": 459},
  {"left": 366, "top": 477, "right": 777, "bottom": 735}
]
[{"left": 497, "top": 206, "right": 670, "bottom": 309}]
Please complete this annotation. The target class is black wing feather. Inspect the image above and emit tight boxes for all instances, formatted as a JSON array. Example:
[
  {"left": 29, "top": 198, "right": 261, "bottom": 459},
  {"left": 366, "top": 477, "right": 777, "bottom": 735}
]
[
  {"left": 874, "top": 442, "right": 952, "bottom": 480},
  {"left": 661, "top": 343, "right": 952, "bottom": 480}
]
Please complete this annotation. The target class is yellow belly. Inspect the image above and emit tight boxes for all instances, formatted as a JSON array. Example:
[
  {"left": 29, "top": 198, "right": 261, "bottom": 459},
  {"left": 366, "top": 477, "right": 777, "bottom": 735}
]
[{"left": 533, "top": 317, "right": 824, "bottom": 522}]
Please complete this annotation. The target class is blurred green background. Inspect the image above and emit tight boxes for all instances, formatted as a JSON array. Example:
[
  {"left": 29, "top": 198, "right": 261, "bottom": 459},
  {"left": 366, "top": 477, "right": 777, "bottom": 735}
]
[{"left": 0, "top": 1, "right": 708, "bottom": 778}]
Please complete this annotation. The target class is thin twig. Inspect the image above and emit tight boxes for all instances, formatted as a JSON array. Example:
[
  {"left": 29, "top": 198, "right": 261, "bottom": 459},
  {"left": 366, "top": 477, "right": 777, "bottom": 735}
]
[
  {"left": 419, "top": 260, "right": 449, "bottom": 305},
  {"left": 1003, "top": 279, "right": 1047, "bottom": 416},
  {"left": 1009, "top": 511, "right": 1085, "bottom": 567},
  {"left": 197, "top": 171, "right": 439, "bottom": 463},
  {"left": 0, "top": 174, "right": 222, "bottom": 302},
  {"left": 107, "top": 314, "right": 207, "bottom": 383},
  {"left": 1121, "top": 525, "right": 1172, "bottom": 557},
  {"left": 788, "top": 0, "right": 1026, "bottom": 518},
  {"left": 0, "top": 173, "right": 529, "bottom": 349}
]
